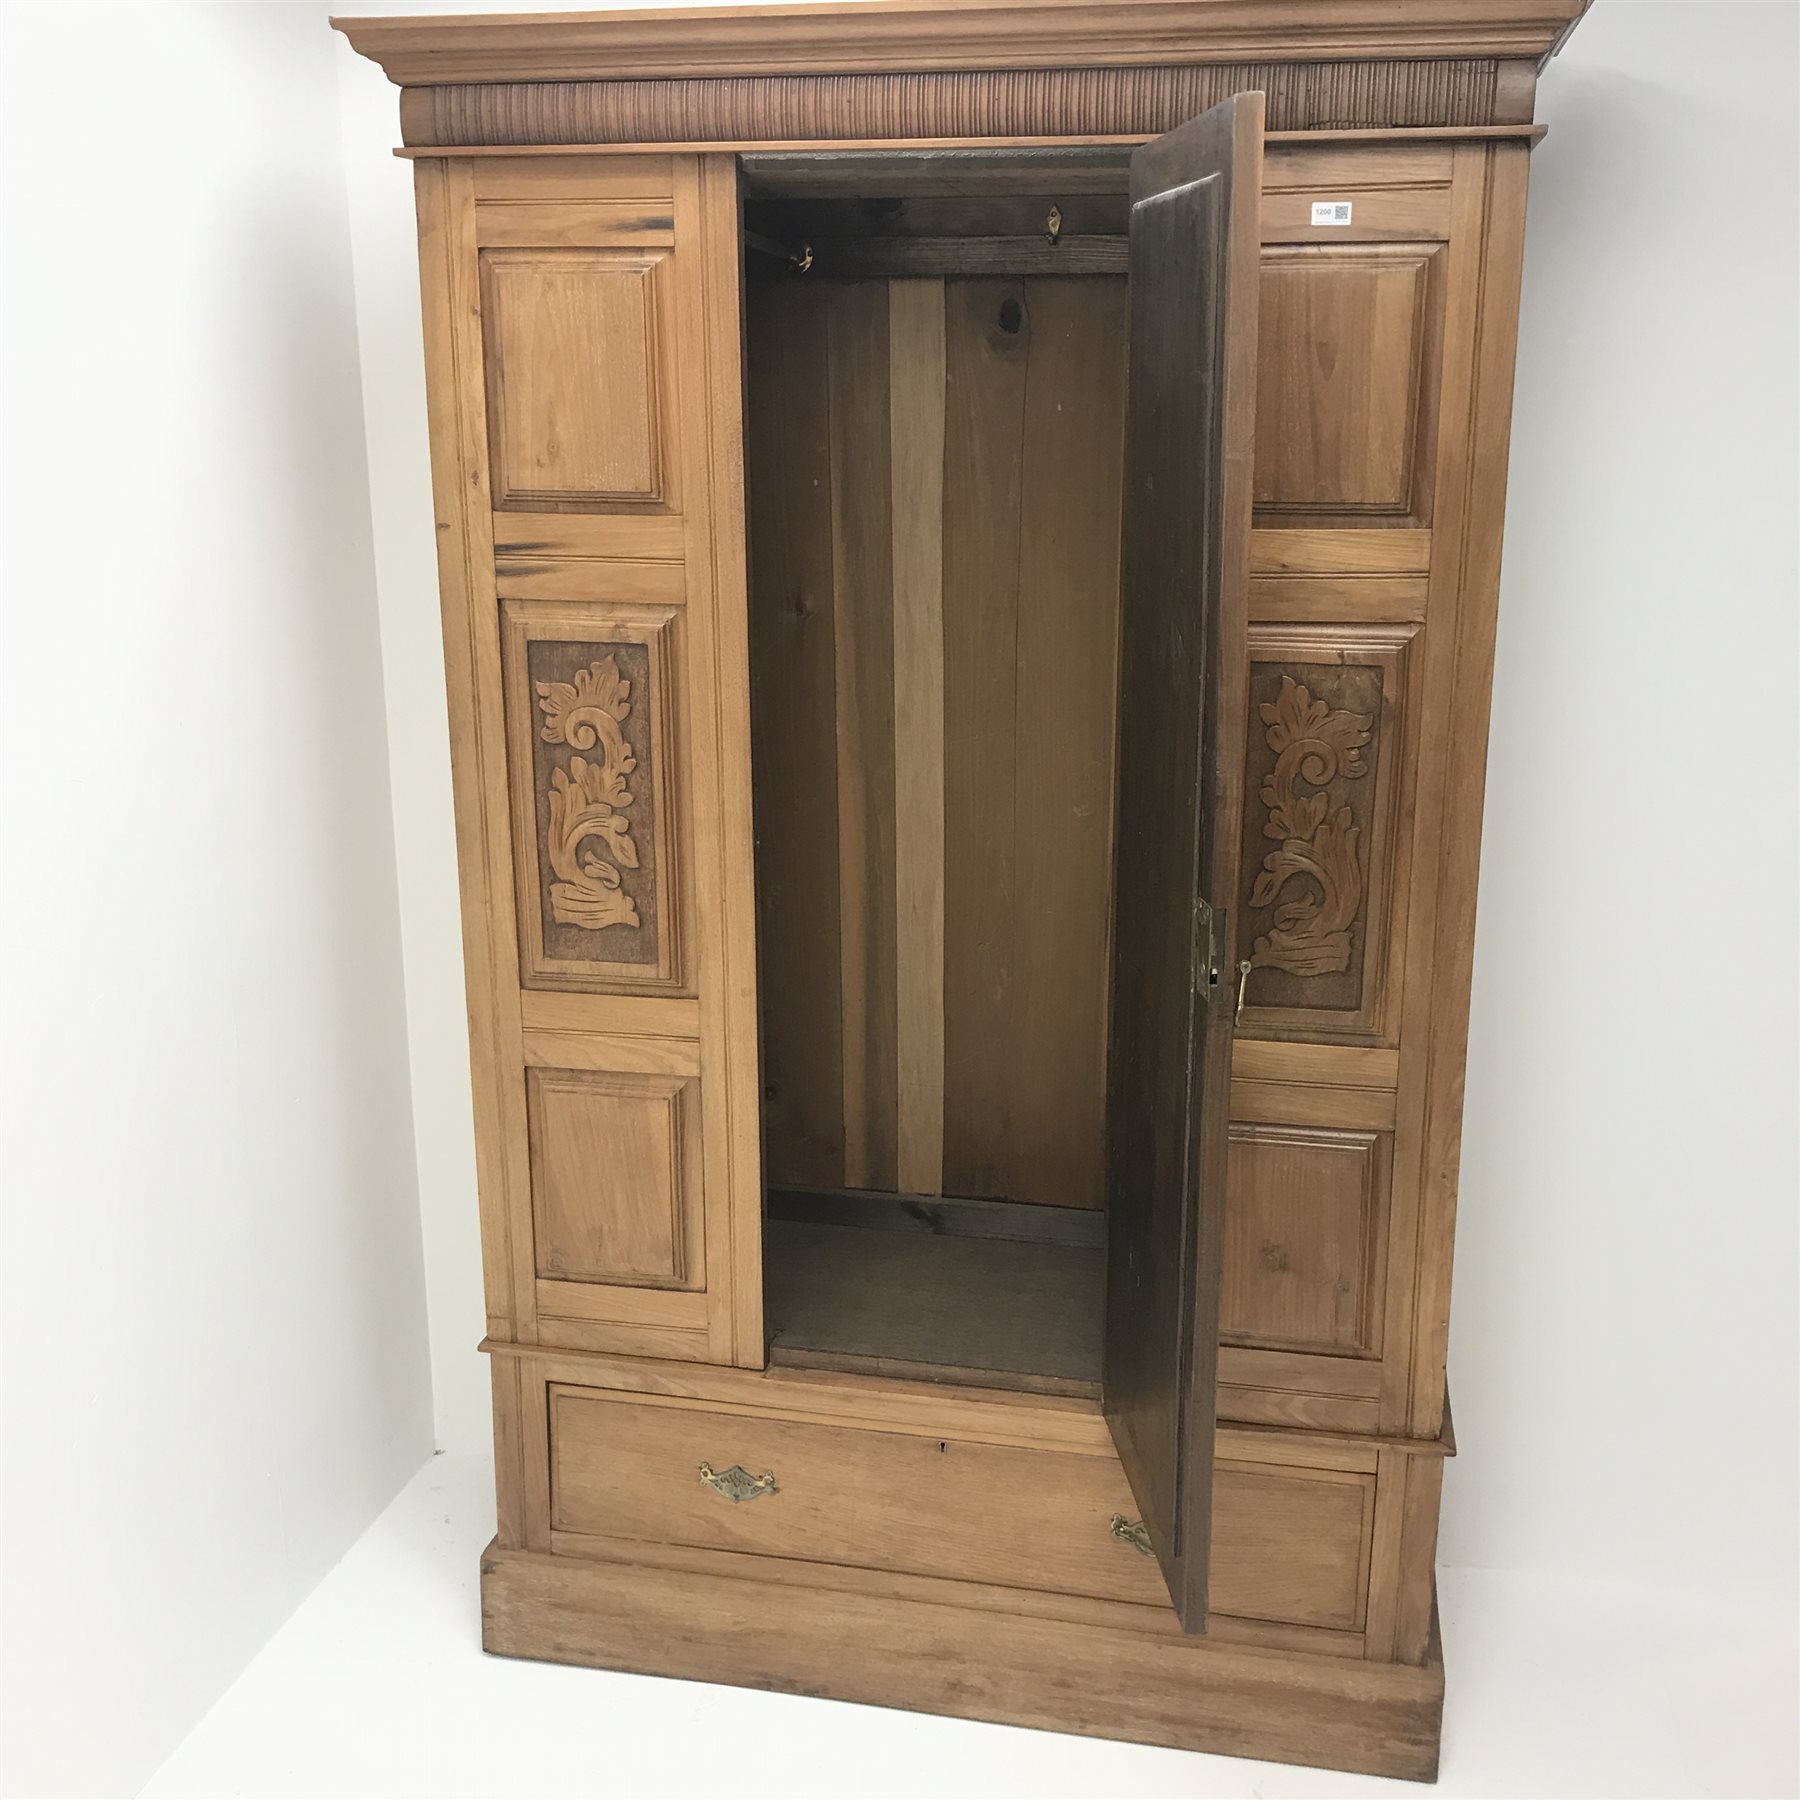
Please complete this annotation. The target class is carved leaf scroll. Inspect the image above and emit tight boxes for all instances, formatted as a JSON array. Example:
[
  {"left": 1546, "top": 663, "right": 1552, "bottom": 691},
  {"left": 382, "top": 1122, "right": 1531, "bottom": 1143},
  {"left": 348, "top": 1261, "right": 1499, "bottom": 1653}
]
[
  {"left": 1249, "top": 675, "right": 1373, "bottom": 978},
  {"left": 536, "top": 657, "right": 642, "bottom": 932}
]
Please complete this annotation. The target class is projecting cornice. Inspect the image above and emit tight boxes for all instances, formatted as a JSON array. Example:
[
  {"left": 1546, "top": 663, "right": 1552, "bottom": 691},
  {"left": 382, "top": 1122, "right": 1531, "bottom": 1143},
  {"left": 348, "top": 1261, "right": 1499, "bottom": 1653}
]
[{"left": 331, "top": 0, "right": 1592, "bottom": 88}]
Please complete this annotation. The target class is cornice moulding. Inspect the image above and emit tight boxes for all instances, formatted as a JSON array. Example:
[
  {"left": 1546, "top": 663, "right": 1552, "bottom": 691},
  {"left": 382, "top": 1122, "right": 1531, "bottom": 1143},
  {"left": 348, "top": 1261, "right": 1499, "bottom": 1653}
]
[{"left": 331, "top": 0, "right": 1592, "bottom": 87}]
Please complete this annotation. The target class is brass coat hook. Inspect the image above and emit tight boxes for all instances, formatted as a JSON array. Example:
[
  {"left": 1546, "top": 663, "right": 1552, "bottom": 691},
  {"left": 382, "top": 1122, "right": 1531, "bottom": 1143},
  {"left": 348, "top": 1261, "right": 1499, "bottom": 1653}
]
[{"left": 745, "top": 229, "right": 813, "bottom": 273}]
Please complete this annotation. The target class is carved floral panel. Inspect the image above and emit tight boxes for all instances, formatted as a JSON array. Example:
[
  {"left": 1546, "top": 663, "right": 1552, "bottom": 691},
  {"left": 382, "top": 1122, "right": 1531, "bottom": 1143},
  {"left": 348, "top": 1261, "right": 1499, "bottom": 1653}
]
[
  {"left": 504, "top": 600, "right": 682, "bottom": 994},
  {"left": 523, "top": 632, "right": 668, "bottom": 980},
  {"left": 1236, "top": 658, "right": 1387, "bottom": 1018}
]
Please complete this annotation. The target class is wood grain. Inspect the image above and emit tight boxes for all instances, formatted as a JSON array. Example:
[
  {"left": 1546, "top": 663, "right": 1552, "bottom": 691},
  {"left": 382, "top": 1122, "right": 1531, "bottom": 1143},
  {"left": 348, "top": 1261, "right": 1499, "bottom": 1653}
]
[
  {"left": 473, "top": 200, "right": 676, "bottom": 249},
  {"left": 481, "top": 248, "right": 677, "bottom": 511},
  {"left": 517, "top": 989, "right": 699, "bottom": 1040},
  {"left": 526, "top": 1067, "right": 702, "bottom": 1289},
  {"left": 339, "top": 0, "right": 1581, "bottom": 84},
  {"left": 491, "top": 510, "right": 686, "bottom": 563},
  {"left": 384, "top": 58, "right": 1530, "bottom": 151},
  {"left": 481, "top": 1542, "right": 1444, "bottom": 1779},
  {"left": 684, "top": 152, "right": 767, "bottom": 1368},
  {"left": 1255, "top": 248, "right": 1437, "bottom": 517},
  {"left": 1103, "top": 92, "right": 1263, "bottom": 1629},
  {"left": 751, "top": 274, "right": 1128, "bottom": 1212},
  {"left": 402, "top": 127, "right": 1550, "bottom": 162},
  {"left": 828, "top": 282, "right": 900, "bottom": 1192},
  {"left": 745, "top": 280, "right": 846, "bottom": 1188},
  {"left": 765, "top": 1215, "right": 1103, "bottom": 1392},
  {"left": 522, "top": 1029, "right": 702, "bottom": 1078},
  {"left": 888, "top": 280, "right": 948, "bottom": 1197},
  {"left": 1222, "top": 1123, "right": 1390, "bottom": 1358},
  {"left": 413, "top": 158, "right": 538, "bottom": 1346},
  {"left": 1007, "top": 278, "right": 1129, "bottom": 1211},
  {"left": 546, "top": 1384, "right": 1377, "bottom": 1629},
  {"left": 939, "top": 276, "right": 1029, "bottom": 1203},
  {"left": 541, "top": 1526, "right": 1365, "bottom": 1655},
  {"left": 1260, "top": 186, "right": 1453, "bottom": 242},
  {"left": 1402, "top": 143, "right": 1533, "bottom": 1438}
]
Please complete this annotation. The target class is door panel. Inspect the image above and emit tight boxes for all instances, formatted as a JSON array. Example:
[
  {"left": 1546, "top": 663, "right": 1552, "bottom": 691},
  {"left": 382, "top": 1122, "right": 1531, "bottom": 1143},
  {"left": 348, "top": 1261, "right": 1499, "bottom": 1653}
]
[
  {"left": 1220, "top": 1122, "right": 1390, "bottom": 1357},
  {"left": 1253, "top": 246, "right": 1440, "bottom": 519},
  {"left": 480, "top": 245, "right": 677, "bottom": 509},
  {"left": 1103, "top": 92, "right": 1262, "bottom": 1631},
  {"left": 415, "top": 152, "right": 763, "bottom": 1372},
  {"left": 527, "top": 1066, "right": 704, "bottom": 1290}
]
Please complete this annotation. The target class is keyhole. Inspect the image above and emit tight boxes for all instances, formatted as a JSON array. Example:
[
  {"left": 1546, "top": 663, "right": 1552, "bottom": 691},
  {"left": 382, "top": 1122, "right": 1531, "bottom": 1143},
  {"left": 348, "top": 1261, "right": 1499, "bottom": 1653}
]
[{"left": 997, "top": 297, "right": 1023, "bottom": 335}]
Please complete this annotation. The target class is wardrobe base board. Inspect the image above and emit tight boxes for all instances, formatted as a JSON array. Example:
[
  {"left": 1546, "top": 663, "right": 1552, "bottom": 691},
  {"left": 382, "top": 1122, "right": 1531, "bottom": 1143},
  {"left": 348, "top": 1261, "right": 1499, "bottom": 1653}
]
[{"left": 480, "top": 1540, "right": 1445, "bottom": 1781}]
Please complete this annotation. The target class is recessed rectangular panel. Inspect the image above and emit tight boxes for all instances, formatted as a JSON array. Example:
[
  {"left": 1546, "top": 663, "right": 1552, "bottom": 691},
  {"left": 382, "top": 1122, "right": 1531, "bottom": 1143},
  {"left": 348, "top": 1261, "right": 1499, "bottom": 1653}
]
[
  {"left": 1221, "top": 1123, "right": 1390, "bottom": 1358},
  {"left": 1253, "top": 246, "right": 1438, "bottom": 520},
  {"left": 527, "top": 1067, "right": 702, "bottom": 1289},
  {"left": 481, "top": 248, "right": 673, "bottom": 510},
  {"left": 1209, "top": 1463, "right": 1374, "bottom": 1631},
  {"left": 503, "top": 603, "right": 683, "bottom": 993}
]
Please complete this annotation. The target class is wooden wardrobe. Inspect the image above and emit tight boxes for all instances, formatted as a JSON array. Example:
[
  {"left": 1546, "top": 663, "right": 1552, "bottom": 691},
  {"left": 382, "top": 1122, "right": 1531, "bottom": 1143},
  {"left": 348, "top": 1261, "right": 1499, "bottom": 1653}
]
[{"left": 337, "top": 0, "right": 1587, "bottom": 1779}]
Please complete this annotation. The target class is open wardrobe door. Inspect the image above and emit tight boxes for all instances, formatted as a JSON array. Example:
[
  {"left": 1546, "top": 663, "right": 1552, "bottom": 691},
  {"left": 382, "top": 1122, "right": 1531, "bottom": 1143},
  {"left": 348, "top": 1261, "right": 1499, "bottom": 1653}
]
[{"left": 1101, "top": 91, "right": 1262, "bottom": 1633}]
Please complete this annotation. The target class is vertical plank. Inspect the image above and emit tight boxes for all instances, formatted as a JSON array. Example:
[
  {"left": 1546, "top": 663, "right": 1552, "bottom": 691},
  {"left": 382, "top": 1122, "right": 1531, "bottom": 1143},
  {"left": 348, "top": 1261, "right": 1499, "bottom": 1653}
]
[
  {"left": 1376, "top": 144, "right": 1489, "bottom": 1435},
  {"left": 889, "top": 280, "right": 948, "bottom": 1197},
  {"left": 1361, "top": 1448, "right": 1407, "bottom": 1660},
  {"left": 1406, "top": 144, "right": 1532, "bottom": 1437},
  {"left": 414, "top": 157, "right": 538, "bottom": 1343},
  {"left": 1392, "top": 1451, "right": 1445, "bottom": 1664},
  {"left": 683, "top": 152, "right": 766, "bottom": 1366},
  {"left": 829, "top": 283, "right": 899, "bottom": 1191},
  {"left": 1380, "top": 143, "right": 1533, "bottom": 1436},
  {"left": 489, "top": 1354, "right": 527, "bottom": 1549},
  {"left": 940, "top": 278, "right": 1029, "bottom": 1202},
  {"left": 746, "top": 278, "right": 846, "bottom": 1190},
  {"left": 517, "top": 1359, "right": 553, "bottom": 1551},
  {"left": 1009, "top": 276, "right": 1129, "bottom": 1209}
]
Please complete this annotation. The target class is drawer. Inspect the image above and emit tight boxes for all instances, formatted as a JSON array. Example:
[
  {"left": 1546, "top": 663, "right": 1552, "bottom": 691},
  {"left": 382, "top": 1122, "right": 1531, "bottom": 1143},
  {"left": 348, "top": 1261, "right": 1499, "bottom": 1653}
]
[{"left": 546, "top": 1385, "right": 1374, "bottom": 1631}]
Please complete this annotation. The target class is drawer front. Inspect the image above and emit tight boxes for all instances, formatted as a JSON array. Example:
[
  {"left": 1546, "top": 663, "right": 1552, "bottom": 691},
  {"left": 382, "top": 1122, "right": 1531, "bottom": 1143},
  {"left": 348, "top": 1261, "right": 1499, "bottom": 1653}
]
[{"left": 547, "top": 1386, "right": 1373, "bottom": 1631}]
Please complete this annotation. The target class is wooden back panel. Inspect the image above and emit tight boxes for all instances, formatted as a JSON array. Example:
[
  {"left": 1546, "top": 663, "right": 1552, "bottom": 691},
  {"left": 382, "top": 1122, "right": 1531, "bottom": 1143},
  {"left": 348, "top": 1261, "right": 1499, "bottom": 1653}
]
[{"left": 746, "top": 272, "right": 1127, "bottom": 1210}]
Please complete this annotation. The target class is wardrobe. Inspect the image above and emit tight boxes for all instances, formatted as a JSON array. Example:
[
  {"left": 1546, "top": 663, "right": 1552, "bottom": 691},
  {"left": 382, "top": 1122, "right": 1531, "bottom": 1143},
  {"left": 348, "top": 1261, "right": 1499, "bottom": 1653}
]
[{"left": 336, "top": 0, "right": 1588, "bottom": 1777}]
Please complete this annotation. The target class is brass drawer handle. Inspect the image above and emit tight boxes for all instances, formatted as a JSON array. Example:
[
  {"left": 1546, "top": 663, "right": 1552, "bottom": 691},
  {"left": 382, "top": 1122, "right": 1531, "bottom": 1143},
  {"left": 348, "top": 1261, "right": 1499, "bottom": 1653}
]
[
  {"left": 698, "top": 1461, "right": 778, "bottom": 1503},
  {"left": 1110, "top": 1513, "right": 1154, "bottom": 1556}
]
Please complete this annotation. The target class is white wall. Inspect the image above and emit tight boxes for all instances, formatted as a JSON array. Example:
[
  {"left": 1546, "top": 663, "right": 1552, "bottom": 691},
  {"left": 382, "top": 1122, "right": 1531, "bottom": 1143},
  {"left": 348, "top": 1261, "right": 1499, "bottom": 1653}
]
[
  {"left": 0, "top": 6, "right": 436, "bottom": 1795},
  {"left": 332, "top": 0, "right": 765, "bottom": 1458},
  {"left": 1439, "top": 0, "right": 1799, "bottom": 1614},
  {"left": 336, "top": 0, "right": 1800, "bottom": 1607},
  {"left": 335, "top": 26, "right": 493, "bottom": 1460}
]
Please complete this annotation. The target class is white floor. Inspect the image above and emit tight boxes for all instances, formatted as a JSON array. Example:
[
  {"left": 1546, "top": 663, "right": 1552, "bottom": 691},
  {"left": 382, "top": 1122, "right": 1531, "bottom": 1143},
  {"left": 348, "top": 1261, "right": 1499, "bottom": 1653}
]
[{"left": 144, "top": 1453, "right": 1797, "bottom": 1800}]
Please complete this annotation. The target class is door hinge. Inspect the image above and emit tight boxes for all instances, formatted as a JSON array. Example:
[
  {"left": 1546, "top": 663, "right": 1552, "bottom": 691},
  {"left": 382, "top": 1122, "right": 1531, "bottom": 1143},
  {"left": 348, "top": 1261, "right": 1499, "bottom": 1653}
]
[{"left": 1194, "top": 898, "right": 1229, "bottom": 998}]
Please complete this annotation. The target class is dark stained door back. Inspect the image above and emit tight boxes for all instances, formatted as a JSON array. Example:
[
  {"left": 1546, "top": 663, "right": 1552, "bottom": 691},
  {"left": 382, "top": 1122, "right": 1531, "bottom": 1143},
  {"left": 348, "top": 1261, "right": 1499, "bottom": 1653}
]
[{"left": 1101, "top": 90, "right": 1263, "bottom": 1632}]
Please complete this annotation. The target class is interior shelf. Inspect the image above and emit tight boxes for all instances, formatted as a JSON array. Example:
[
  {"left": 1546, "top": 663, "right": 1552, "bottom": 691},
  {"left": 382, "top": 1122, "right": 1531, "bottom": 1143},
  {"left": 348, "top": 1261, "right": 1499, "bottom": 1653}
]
[{"left": 764, "top": 1189, "right": 1105, "bottom": 1397}]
